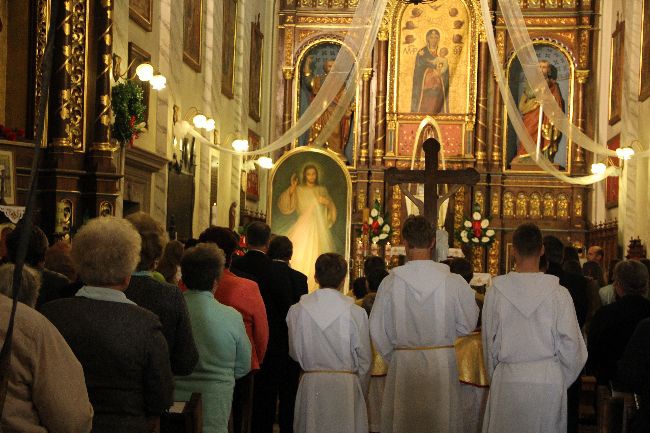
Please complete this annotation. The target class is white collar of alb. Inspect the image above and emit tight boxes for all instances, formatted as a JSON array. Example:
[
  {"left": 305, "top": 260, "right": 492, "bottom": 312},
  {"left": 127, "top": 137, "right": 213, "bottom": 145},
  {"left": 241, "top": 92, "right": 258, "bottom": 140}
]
[{"left": 75, "top": 285, "right": 136, "bottom": 305}]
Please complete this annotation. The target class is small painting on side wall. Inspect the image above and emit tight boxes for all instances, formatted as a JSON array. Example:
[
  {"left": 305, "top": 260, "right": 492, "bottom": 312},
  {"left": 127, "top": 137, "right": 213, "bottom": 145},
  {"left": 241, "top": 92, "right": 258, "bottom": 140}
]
[
  {"left": 129, "top": 0, "right": 152, "bottom": 32},
  {"left": 222, "top": 0, "right": 237, "bottom": 98},
  {"left": 609, "top": 20, "right": 625, "bottom": 125},
  {"left": 249, "top": 15, "right": 263, "bottom": 122},
  {"left": 183, "top": 0, "right": 202, "bottom": 72},
  {"left": 0, "top": 150, "right": 15, "bottom": 205}
]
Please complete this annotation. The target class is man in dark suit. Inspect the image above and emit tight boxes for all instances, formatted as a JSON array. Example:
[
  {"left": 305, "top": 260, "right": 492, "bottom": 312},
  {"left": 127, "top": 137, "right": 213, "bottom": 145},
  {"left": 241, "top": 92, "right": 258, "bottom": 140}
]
[
  {"left": 617, "top": 318, "right": 650, "bottom": 433},
  {"left": 268, "top": 235, "right": 308, "bottom": 433},
  {"left": 543, "top": 235, "right": 589, "bottom": 433},
  {"left": 232, "top": 223, "right": 296, "bottom": 433},
  {"left": 588, "top": 260, "right": 650, "bottom": 386}
]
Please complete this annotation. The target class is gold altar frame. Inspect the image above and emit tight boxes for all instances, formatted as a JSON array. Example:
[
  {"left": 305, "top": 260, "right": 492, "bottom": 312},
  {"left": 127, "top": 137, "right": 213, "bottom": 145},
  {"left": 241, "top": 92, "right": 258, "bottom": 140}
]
[
  {"left": 292, "top": 37, "right": 361, "bottom": 169},
  {"left": 267, "top": 146, "right": 353, "bottom": 269},
  {"left": 501, "top": 40, "right": 575, "bottom": 174}
]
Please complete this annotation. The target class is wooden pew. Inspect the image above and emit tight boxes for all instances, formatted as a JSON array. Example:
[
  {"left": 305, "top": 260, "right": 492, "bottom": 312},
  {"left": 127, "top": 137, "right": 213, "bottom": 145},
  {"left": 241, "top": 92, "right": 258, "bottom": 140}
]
[{"left": 161, "top": 393, "right": 203, "bottom": 433}]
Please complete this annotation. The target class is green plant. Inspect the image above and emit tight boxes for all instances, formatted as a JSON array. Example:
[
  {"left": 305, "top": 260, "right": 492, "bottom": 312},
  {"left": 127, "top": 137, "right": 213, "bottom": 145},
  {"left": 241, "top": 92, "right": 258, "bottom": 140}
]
[{"left": 111, "top": 80, "right": 146, "bottom": 146}]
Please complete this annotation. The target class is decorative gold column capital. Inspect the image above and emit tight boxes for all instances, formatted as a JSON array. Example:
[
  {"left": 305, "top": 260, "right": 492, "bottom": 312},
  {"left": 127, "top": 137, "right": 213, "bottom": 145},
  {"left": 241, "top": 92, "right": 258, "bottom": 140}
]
[
  {"left": 576, "top": 70, "right": 590, "bottom": 84},
  {"left": 283, "top": 67, "right": 294, "bottom": 81},
  {"left": 362, "top": 68, "right": 373, "bottom": 82},
  {"left": 377, "top": 28, "right": 389, "bottom": 41}
]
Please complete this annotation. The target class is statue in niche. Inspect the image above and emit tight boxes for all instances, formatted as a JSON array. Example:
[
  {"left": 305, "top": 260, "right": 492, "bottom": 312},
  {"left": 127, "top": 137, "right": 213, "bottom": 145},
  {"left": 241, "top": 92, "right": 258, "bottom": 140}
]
[
  {"left": 411, "top": 29, "right": 450, "bottom": 114},
  {"left": 515, "top": 60, "right": 565, "bottom": 162},
  {"left": 302, "top": 56, "right": 353, "bottom": 159}
]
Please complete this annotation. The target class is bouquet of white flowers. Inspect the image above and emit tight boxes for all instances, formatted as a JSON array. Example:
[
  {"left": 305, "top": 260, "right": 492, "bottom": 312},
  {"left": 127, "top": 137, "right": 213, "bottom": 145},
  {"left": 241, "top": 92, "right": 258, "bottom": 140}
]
[
  {"left": 363, "top": 199, "right": 391, "bottom": 244},
  {"left": 458, "top": 206, "right": 496, "bottom": 246}
]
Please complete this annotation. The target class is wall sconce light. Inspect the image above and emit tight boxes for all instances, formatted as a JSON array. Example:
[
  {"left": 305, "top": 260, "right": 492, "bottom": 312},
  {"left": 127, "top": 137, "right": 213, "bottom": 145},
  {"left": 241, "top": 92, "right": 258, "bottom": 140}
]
[
  {"left": 615, "top": 146, "right": 635, "bottom": 161},
  {"left": 256, "top": 156, "right": 274, "bottom": 169},
  {"left": 182, "top": 108, "right": 215, "bottom": 132},
  {"left": 590, "top": 162, "right": 606, "bottom": 175},
  {"left": 112, "top": 54, "right": 166, "bottom": 90},
  {"left": 232, "top": 139, "right": 249, "bottom": 152}
]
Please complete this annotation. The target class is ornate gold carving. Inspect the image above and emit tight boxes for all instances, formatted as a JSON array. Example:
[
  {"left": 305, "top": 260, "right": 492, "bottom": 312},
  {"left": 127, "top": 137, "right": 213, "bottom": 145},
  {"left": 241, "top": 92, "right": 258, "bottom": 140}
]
[
  {"left": 557, "top": 194, "right": 569, "bottom": 219},
  {"left": 546, "top": 0, "right": 559, "bottom": 7},
  {"left": 34, "top": 0, "right": 50, "bottom": 133},
  {"left": 296, "top": 16, "right": 352, "bottom": 24},
  {"left": 575, "top": 193, "right": 583, "bottom": 217},
  {"left": 579, "top": 29, "right": 590, "bottom": 69},
  {"left": 474, "top": 190, "right": 484, "bottom": 214},
  {"left": 488, "top": 239, "right": 500, "bottom": 276},
  {"left": 528, "top": 0, "right": 541, "bottom": 8},
  {"left": 563, "top": 0, "right": 576, "bottom": 6},
  {"left": 99, "top": 201, "right": 113, "bottom": 217},
  {"left": 283, "top": 67, "right": 294, "bottom": 80},
  {"left": 472, "top": 246, "right": 484, "bottom": 273},
  {"left": 453, "top": 187, "right": 465, "bottom": 248},
  {"left": 543, "top": 193, "right": 555, "bottom": 218},
  {"left": 55, "top": 199, "right": 73, "bottom": 240},
  {"left": 575, "top": 69, "right": 589, "bottom": 84},
  {"left": 68, "top": 0, "right": 87, "bottom": 150},
  {"left": 503, "top": 192, "right": 514, "bottom": 218},
  {"left": 390, "top": 185, "right": 402, "bottom": 246},
  {"left": 362, "top": 68, "right": 373, "bottom": 82},
  {"left": 516, "top": 193, "right": 528, "bottom": 218},
  {"left": 491, "top": 191, "right": 500, "bottom": 217},
  {"left": 284, "top": 24, "right": 294, "bottom": 67},
  {"left": 357, "top": 188, "right": 366, "bottom": 212},
  {"left": 519, "top": 17, "right": 577, "bottom": 26},
  {"left": 530, "top": 193, "right": 541, "bottom": 219}
]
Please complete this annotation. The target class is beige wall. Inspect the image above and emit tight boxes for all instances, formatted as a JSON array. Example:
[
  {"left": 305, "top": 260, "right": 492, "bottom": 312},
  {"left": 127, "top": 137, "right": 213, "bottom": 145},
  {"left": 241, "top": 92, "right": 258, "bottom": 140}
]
[{"left": 113, "top": 0, "right": 277, "bottom": 235}]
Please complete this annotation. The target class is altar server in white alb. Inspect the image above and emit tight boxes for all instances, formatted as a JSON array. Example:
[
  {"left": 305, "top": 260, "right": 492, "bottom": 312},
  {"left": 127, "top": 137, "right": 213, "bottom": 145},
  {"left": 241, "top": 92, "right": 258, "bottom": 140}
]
[
  {"left": 370, "top": 215, "right": 479, "bottom": 433},
  {"left": 481, "top": 223, "right": 587, "bottom": 433},
  {"left": 287, "top": 253, "right": 372, "bottom": 433}
]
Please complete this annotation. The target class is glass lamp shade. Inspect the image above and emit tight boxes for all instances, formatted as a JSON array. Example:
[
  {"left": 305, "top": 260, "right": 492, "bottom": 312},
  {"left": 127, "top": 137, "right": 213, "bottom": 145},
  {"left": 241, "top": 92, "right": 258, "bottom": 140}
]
[
  {"left": 135, "top": 63, "right": 154, "bottom": 81},
  {"left": 192, "top": 114, "right": 207, "bottom": 129},
  {"left": 232, "top": 139, "right": 249, "bottom": 152},
  {"left": 204, "top": 118, "right": 216, "bottom": 131},
  {"left": 590, "top": 163, "right": 606, "bottom": 175},
  {"left": 150, "top": 74, "right": 167, "bottom": 90},
  {"left": 256, "top": 157, "right": 274, "bottom": 169}
]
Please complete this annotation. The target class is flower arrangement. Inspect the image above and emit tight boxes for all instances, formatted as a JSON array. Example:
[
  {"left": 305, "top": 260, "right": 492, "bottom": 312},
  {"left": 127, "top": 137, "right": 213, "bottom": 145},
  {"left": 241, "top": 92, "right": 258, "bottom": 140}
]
[
  {"left": 0, "top": 126, "right": 26, "bottom": 142},
  {"left": 363, "top": 199, "right": 391, "bottom": 244},
  {"left": 111, "top": 80, "right": 146, "bottom": 147},
  {"left": 458, "top": 206, "right": 495, "bottom": 246}
]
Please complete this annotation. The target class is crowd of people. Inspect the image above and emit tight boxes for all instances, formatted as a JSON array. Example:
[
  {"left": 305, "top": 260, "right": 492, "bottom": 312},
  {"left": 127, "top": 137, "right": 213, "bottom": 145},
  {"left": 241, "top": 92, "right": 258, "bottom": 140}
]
[{"left": 0, "top": 212, "right": 649, "bottom": 433}]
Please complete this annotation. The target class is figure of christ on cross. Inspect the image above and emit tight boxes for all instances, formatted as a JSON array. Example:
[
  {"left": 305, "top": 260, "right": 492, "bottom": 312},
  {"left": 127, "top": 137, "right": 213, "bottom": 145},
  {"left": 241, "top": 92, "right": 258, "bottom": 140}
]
[{"left": 384, "top": 137, "right": 480, "bottom": 232}]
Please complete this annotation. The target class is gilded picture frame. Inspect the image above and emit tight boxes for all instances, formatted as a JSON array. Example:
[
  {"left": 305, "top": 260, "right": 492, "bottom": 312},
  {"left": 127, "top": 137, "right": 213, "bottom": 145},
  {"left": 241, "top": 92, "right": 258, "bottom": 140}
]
[
  {"left": 128, "top": 42, "right": 151, "bottom": 126},
  {"left": 183, "top": 0, "right": 202, "bottom": 72},
  {"left": 606, "top": 134, "right": 620, "bottom": 209},
  {"left": 221, "top": 0, "right": 238, "bottom": 99},
  {"left": 641, "top": 0, "right": 650, "bottom": 101},
  {"left": 268, "top": 147, "right": 352, "bottom": 290},
  {"left": 609, "top": 20, "right": 625, "bottom": 125},
  {"left": 129, "top": 0, "right": 152, "bottom": 32},
  {"left": 0, "top": 150, "right": 16, "bottom": 205},
  {"left": 248, "top": 16, "right": 263, "bottom": 122}
]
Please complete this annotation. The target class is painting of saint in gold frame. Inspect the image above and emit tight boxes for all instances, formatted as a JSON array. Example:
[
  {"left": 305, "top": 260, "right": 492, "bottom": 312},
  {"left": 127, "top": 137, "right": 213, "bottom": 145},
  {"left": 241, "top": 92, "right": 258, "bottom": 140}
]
[
  {"left": 609, "top": 20, "right": 625, "bottom": 123},
  {"left": 249, "top": 16, "right": 263, "bottom": 122},
  {"left": 395, "top": 0, "right": 473, "bottom": 115},
  {"left": 269, "top": 147, "right": 351, "bottom": 291},
  {"left": 296, "top": 41, "right": 357, "bottom": 165},
  {"left": 222, "top": 0, "right": 238, "bottom": 99},
  {"left": 183, "top": 0, "right": 202, "bottom": 72},
  {"left": 503, "top": 43, "right": 573, "bottom": 172}
]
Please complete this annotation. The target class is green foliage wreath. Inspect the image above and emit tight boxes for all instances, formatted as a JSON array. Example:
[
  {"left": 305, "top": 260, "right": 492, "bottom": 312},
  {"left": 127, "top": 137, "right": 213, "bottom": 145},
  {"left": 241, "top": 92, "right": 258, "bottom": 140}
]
[{"left": 111, "top": 80, "right": 146, "bottom": 146}]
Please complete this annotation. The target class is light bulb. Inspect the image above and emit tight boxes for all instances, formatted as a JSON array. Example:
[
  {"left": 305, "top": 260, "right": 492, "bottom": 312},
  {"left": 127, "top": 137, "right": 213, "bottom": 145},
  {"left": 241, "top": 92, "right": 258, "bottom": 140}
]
[
  {"left": 590, "top": 162, "right": 607, "bottom": 175},
  {"left": 150, "top": 74, "right": 167, "bottom": 90},
  {"left": 256, "top": 157, "right": 274, "bottom": 169},
  {"left": 135, "top": 63, "right": 154, "bottom": 81},
  {"left": 204, "top": 118, "right": 215, "bottom": 132},
  {"left": 232, "top": 139, "right": 249, "bottom": 152},
  {"left": 192, "top": 114, "right": 207, "bottom": 129},
  {"left": 615, "top": 146, "right": 635, "bottom": 160}
]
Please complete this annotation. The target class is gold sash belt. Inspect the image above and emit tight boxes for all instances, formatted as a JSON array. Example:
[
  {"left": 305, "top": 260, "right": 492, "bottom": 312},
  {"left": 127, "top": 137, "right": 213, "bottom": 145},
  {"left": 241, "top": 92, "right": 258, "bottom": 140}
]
[
  {"left": 395, "top": 344, "right": 454, "bottom": 351},
  {"left": 302, "top": 370, "right": 355, "bottom": 375}
]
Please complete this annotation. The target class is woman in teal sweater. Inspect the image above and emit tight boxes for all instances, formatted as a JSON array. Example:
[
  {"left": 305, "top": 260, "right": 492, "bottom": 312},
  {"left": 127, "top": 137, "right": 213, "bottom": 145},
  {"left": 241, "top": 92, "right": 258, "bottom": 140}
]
[{"left": 174, "top": 243, "right": 252, "bottom": 433}]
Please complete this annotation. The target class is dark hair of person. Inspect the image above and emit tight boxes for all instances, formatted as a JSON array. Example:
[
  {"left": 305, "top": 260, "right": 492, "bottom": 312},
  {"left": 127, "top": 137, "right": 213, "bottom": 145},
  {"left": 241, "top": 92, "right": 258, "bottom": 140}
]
[
  {"left": 512, "top": 224, "right": 543, "bottom": 258},
  {"left": 361, "top": 292, "right": 376, "bottom": 316},
  {"left": 449, "top": 257, "right": 473, "bottom": 284},
  {"left": 315, "top": 253, "right": 347, "bottom": 289},
  {"left": 563, "top": 246, "right": 580, "bottom": 264},
  {"left": 542, "top": 235, "right": 564, "bottom": 265},
  {"left": 198, "top": 226, "right": 238, "bottom": 266},
  {"left": 268, "top": 236, "right": 293, "bottom": 261},
  {"left": 614, "top": 260, "right": 649, "bottom": 297},
  {"left": 126, "top": 212, "right": 167, "bottom": 271},
  {"left": 607, "top": 258, "right": 621, "bottom": 284},
  {"left": 539, "top": 255, "right": 549, "bottom": 273},
  {"left": 44, "top": 241, "right": 77, "bottom": 282},
  {"left": 367, "top": 268, "right": 389, "bottom": 293},
  {"left": 562, "top": 260, "right": 582, "bottom": 276},
  {"left": 583, "top": 260, "right": 605, "bottom": 288},
  {"left": 184, "top": 238, "right": 199, "bottom": 249},
  {"left": 246, "top": 222, "right": 271, "bottom": 248},
  {"left": 6, "top": 223, "right": 49, "bottom": 267},
  {"left": 181, "top": 243, "right": 225, "bottom": 292},
  {"left": 640, "top": 258, "right": 650, "bottom": 282},
  {"left": 156, "top": 240, "right": 185, "bottom": 283},
  {"left": 363, "top": 256, "right": 386, "bottom": 277},
  {"left": 302, "top": 164, "right": 319, "bottom": 185},
  {"left": 402, "top": 215, "right": 435, "bottom": 249},
  {"left": 352, "top": 277, "right": 367, "bottom": 299}
]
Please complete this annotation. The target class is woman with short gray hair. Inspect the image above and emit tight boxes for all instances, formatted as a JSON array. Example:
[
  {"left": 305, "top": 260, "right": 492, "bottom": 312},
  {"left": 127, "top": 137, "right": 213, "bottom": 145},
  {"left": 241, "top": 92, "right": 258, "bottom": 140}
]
[
  {"left": 0, "top": 263, "right": 41, "bottom": 307},
  {"left": 613, "top": 260, "right": 649, "bottom": 297},
  {"left": 41, "top": 216, "right": 174, "bottom": 433}
]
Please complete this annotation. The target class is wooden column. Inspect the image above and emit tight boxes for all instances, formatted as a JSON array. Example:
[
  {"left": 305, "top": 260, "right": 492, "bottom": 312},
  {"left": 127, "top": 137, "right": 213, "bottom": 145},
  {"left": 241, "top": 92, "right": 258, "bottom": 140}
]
[
  {"left": 282, "top": 67, "right": 294, "bottom": 133},
  {"left": 360, "top": 68, "right": 372, "bottom": 167},
  {"left": 489, "top": 28, "right": 506, "bottom": 171},
  {"left": 48, "top": 0, "right": 74, "bottom": 148},
  {"left": 373, "top": 35, "right": 388, "bottom": 168},
  {"left": 574, "top": 70, "right": 589, "bottom": 173},
  {"left": 475, "top": 40, "right": 489, "bottom": 171}
]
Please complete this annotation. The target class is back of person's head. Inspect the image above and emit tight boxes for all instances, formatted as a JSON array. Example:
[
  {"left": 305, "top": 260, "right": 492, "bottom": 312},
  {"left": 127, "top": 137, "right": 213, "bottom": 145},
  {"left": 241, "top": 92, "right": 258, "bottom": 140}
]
[
  {"left": 402, "top": 215, "right": 435, "bottom": 249},
  {"left": 352, "top": 277, "right": 367, "bottom": 299},
  {"left": 583, "top": 260, "right": 605, "bottom": 287},
  {"left": 563, "top": 246, "right": 580, "bottom": 264},
  {"left": 246, "top": 222, "right": 271, "bottom": 248},
  {"left": 640, "top": 258, "right": 650, "bottom": 281},
  {"left": 449, "top": 257, "right": 473, "bottom": 283},
  {"left": 184, "top": 238, "right": 199, "bottom": 249},
  {"left": 6, "top": 223, "right": 49, "bottom": 267},
  {"left": 361, "top": 292, "right": 376, "bottom": 316},
  {"left": 198, "top": 226, "right": 238, "bottom": 266},
  {"left": 513, "top": 224, "right": 543, "bottom": 257},
  {"left": 315, "top": 253, "right": 347, "bottom": 289},
  {"left": 181, "top": 243, "right": 225, "bottom": 292},
  {"left": 367, "top": 268, "right": 389, "bottom": 292},
  {"left": 607, "top": 258, "right": 621, "bottom": 284},
  {"left": 614, "top": 260, "right": 649, "bottom": 297},
  {"left": 363, "top": 256, "right": 386, "bottom": 277},
  {"left": 125, "top": 212, "right": 168, "bottom": 271},
  {"left": 268, "top": 236, "right": 293, "bottom": 261},
  {"left": 562, "top": 260, "right": 582, "bottom": 276},
  {"left": 72, "top": 217, "right": 142, "bottom": 287},
  {"left": 0, "top": 263, "right": 42, "bottom": 307},
  {"left": 156, "top": 240, "right": 185, "bottom": 283},
  {"left": 44, "top": 241, "right": 77, "bottom": 282},
  {"left": 542, "top": 235, "right": 564, "bottom": 265},
  {"left": 539, "top": 255, "right": 549, "bottom": 273}
]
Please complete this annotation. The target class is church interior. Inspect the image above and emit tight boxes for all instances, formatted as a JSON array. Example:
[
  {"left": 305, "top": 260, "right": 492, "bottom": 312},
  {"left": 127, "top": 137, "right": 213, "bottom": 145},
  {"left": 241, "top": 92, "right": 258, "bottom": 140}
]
[{"left": 2, "top": 0, "right": 650, "bottom": 432}]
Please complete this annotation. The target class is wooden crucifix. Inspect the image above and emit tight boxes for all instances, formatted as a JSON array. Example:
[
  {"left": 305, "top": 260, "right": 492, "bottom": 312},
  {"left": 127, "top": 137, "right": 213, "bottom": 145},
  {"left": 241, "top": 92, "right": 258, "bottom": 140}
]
[{"left": 384, "top": 138, "right": 480, "bottom": 230}]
